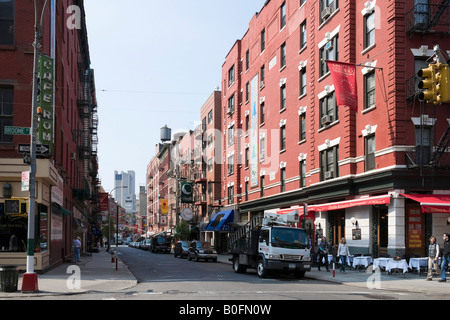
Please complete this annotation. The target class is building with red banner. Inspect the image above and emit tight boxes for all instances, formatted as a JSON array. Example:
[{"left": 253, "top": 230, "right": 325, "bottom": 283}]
[{"left": 220, "top": 0, "right": 450, "bottom": 257}]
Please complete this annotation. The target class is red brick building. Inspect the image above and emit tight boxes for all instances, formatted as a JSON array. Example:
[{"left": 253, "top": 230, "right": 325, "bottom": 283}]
[
  {"left": 221, "top": 0, "right": 450, "bottom": 257},
  {"left": 0, "top": 0, "right": 100, "bottom": 271}
]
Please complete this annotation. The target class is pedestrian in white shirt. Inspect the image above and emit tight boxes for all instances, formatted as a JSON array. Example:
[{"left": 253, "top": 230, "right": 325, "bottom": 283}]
[
  {"left": 427, "top": 236, "right": 440, "bottom": 281},
  {"left": 337, "top": 237, "right": 350, "bottom": 273}
]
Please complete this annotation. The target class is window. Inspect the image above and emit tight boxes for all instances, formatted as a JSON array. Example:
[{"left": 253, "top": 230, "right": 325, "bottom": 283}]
[
  {"left": 260, "top": 176, "right": 265, "bottom": 197},
  {"left": 320, "top": 35, "right": 339, "bottom": 77},
  {"left": 364, "top": 71, "right": 375, "bottom": 110},
  {"left": 261, "top": 29, "right": 266, "bottom": 52},
  {"left": 300, "top": 68, "right": 307, "bottom": 96},
  {"left": 228, "top": 125, "right": 234, "bottom": 146},
  {"left": 280, "top": 2, "right": 286, "bottom": 29},
  {"left": 300, "top": 20, "right": 307, "bottom": 49},
  {"left": 299, "top": 113, "right": 306, "bottom": 141},
  {"left": 207, "top": 134, "right": 213, "bottom": 148},
  {"left": 415, "top": 127, "right": 432, "bottom": 165},
  {"left": 245, "top": 181, "right": 249, "bottom": 201},
  {"left": 320, "top": 92, "right": 338, "bottom": 128},
  {"left": 364, "top": 11, "right": 375, "bottom": 49},
  {"left": 280, "top": 84, "right": 286, "bottom": 110},
  {"left": 246, "top": 49, "right": 250, "bottom": 71},
  {"left": 208, "top": 110, "right": 213, "bottom": 124},
  {"left": 260, "top": 65, "right": 265, "bottom": 88},
  {"left": 260, "top": 101, "right": 265, "bottom": 125},
  {"left": 280, "top": 42, "right": 286, "bottom": 68},
  {"left": 245, "top": 114, "right": 249, "bottom": 135},
  {"left": 228, "top": 186, "right": 234, "bottom": 204},
  {"left": 280, "top": 124, "right": 286, "bottom": 151},
  {"left": 299, "top": 160, "right": 306, "bottom": 188},
  {"left": 228, "top": 65, "right": 235, "bottom": 87},
  {"left": 0, "top": 0, "right": 14, "bottom": 45},
  {"left": 365, "top": 134, "right": 376, "bottom": 171},
  {"left": 245, "top": 82, "right": 250, "bottom": 102},
  {"left": 320, "top": 0, "right": 339, "bottom": 24},
  {"left": 208, "top": 158, "right": 213, "bottom": 172},
  {"left": 300, "top": 0, "right": 306, "bottom": 7},
  {"left": 245, "top": 147, "right": 249, "bottom": 168},
  {"left": 320, "top": 146, "right": 339, "bottom": 181},
  {"left": 227, "top": 154, "right": 234, "bottom": 175},
  {"left": 228, "top": 94, "right": 235, "bottom": 115},
  {"left": 0, "top": 87, "right": 13, "bottom": 144},
  {"left": 280, "top": 168, "right": 286, "bottom": 192}
]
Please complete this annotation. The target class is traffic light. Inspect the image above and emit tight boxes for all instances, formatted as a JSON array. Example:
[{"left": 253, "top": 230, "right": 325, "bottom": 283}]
[
  {"left": 436, "top": 64, "right": 450, "bottom": 103},
  {"left": 418, "top": 64, "right": 437, "bottom": 102}
]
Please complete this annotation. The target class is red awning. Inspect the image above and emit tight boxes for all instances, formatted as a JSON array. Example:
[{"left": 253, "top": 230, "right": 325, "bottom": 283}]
[
  {"left": 309, "top": 195, "right": 391, "bottom": 212},
  {"left": 276, "top": 207, "right": 314, "bottom": 219},
  {"left": 401, "top": 194, "right": 450, "bottom": 213}
]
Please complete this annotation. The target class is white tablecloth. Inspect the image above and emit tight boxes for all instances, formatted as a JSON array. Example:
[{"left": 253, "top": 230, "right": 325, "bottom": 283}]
[
  {"left": 352, "top": 256, "right": 373, "bottom": 268},
  {"left": 408, "top": 258, "right": 428, "bottom": 273},
  {"left": 386, "top": 259, "right": 409, "bottom": 273},
  {"left": 373, "top": 257, "right": 391, "bottom": 270}
]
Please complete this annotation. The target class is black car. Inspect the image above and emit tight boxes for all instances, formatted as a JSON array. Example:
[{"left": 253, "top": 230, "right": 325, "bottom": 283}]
[
  {"left": 187, "top": 241, "right": 217, "bottom": 262},
  {"left": 173, "top": 241, "right": 190, "bottom": 258}
]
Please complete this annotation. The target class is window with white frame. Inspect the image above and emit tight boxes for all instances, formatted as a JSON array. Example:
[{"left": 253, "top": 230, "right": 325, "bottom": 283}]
[
  {"left": 320, "top": 91, "right": 338, "bottom": 128},
  {"left": 320, "top": 35, "right": 339, "bottom": 77},
  {"left": 320, "top": 145, "right": 339, "bottom": 181}
]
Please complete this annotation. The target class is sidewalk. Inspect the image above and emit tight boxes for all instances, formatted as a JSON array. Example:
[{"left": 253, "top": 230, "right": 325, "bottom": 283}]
[
  {"left": 0, "top": 250, "right": 137, "bottom": 299},
  {"left": 217, "top": 255, "right": 450, "bottom": 296}
]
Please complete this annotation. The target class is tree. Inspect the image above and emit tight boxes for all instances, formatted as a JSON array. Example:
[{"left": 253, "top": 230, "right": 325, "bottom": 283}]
[{"left": 175, "top": 220, "right": 190, "bottom": 241}]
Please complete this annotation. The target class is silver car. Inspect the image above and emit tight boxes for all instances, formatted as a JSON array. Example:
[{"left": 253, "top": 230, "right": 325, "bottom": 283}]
[{"left": 188, "top": 241, "right": 217, "bottom": 262}]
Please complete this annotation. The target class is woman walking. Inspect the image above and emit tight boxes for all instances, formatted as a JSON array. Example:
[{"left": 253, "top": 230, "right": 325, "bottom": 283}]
[{"left": 337, "top": 237, "right": 350, "bottom": 273}]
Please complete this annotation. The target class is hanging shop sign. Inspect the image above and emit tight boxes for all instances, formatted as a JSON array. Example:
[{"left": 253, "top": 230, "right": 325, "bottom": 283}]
[{"left": 37, "top": 55, "right": 54, "bottom": 156}]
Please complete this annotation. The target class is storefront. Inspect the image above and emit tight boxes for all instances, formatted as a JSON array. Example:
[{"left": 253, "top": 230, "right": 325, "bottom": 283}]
[{"left": 204, "top": 210, "right": 235, "bottom": 253}]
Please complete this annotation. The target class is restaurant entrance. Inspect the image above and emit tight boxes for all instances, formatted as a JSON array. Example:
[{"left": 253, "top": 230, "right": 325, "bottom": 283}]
[
  {"left": 377, "top": 206, "right": 388, "bottom": 257},
  {"left": 333, "top": 210, "right": 345, "bottom": 246}
]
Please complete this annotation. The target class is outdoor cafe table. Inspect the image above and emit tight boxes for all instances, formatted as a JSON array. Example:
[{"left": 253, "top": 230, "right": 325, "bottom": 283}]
[
  {"left": 373, "top": 257, "right": 391, "bottom": 271},
  {"left": 408, "top": 257, "right": 428, "bottom": 274},
  {"left": 386, "top": 259, "right": 409, "bottom": 273},
  {"left": 352, "top": 256, "right": 373, "bottom": 269}
]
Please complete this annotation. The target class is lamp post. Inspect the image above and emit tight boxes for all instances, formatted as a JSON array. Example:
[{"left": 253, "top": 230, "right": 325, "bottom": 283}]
[
  {"left": 21, "top": 0, "right": 49, "bottom": 293},
  {"left": 109, "top": 186, "right": 127, "bottom": 271}
]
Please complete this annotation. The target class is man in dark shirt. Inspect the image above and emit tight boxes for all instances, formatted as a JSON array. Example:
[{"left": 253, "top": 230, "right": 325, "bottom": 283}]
[{"left": 439, "top": 233, "right": 450, "bottom": 282}]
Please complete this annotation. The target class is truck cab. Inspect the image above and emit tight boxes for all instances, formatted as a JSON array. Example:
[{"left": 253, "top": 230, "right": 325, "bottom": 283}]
[{"left": 230, "top": 210, "right": 311, "bottom": 278}]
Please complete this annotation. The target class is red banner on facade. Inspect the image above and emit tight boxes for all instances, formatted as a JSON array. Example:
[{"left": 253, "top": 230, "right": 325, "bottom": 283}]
[
  {"left": 309, "top": 195, "right": 391, "bottom": 212},
  {"left": 327, "top": 60, "right": 358, "bottom": 112},
  {"left": 99, "top": 192, "right": 109, "bottom": 211}
]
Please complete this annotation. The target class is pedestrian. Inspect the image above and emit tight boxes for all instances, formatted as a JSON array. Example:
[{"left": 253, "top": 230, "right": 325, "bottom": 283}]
[
  {"left": 8, "top": 233, "right": 18, "bottom": 252},
  {"left": 317, "top": 237, "right": 330, "bottom": 272},
  {"left": 337, "top": 237, "right": 350, "bottom": 273},
  {"left": 439, "top": 233, "right": 450, "bottom": 282},
  {"left": 426, "top": 236, "right": 440, "bottom": 281},
  {"left": 73, "top": 236, "right": 81, "bottom": 263}
]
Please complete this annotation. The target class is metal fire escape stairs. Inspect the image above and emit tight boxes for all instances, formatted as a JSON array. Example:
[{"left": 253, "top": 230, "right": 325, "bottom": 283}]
[{"left": 227, "top": 214, "right": 263, "bottom": 252}]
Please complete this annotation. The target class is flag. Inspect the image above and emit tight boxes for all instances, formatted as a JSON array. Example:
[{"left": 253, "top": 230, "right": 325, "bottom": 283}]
[
  {"left": 327, "top": 60, "right": 358, "bottom": 112},
  {"left": 160, "top": 199, "right": 169, "bottom": 215}
]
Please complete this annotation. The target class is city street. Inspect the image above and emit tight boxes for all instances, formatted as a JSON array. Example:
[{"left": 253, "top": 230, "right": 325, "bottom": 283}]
[{"left": 20, "top": 245, "right": 445, "bottom": 301}]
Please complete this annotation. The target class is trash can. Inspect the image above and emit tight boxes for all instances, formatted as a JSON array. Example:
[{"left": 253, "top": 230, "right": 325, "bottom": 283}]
[{"left": 0, "top": 266, "right": 19, "bottom": 292}]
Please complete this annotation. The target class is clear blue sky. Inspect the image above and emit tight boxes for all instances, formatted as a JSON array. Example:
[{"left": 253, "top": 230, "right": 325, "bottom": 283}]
[{"left": 83, "top": 1, "right": 264, "bottom": 194}]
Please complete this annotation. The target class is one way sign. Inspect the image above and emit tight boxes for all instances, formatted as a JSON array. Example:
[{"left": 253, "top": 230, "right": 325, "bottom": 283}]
[{"left": 18, "top": 144, "right": 50, "bottom": 156}]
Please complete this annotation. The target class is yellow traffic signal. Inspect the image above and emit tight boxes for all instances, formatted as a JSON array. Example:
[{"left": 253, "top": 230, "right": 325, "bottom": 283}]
[
  {"left": 436, "top": 64, "right": 450, "bottom": 103},
  {"left": 418, "top": 64, "right": 437, "bottom": 102}
]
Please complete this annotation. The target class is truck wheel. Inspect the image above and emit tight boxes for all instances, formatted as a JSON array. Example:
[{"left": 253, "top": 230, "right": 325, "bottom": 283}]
[
  {"left": 257, "top": 259, "right": 268, "bottom": 278},
  {"left": 232, "top": 257, "right": 247, "bottom": 273}
]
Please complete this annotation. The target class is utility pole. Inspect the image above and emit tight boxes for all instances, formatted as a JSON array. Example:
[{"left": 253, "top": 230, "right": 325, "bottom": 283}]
[{"left": 21, "top": 0, "right": 49, "bottom": 293}]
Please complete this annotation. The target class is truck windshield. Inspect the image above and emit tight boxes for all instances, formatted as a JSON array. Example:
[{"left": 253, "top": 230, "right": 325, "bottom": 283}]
[{"left": 271, "top": 227, "right": 308, "bottom": 249}]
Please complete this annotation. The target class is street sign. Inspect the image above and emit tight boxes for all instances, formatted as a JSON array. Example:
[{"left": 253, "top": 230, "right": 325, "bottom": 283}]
[
  {"left": 18, "top": 144, "right": 50, "bottom": 156},
  {"left": 4, "top": 126, "right": 30, "bottom": 135},
  {"left": 21, "top": 171, "right": 30, "bottom": 192}
]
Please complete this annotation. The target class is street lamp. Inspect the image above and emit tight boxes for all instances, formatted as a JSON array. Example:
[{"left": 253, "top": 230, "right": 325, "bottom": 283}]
[
  {"left": 21, "top": 0, "right": 49, "bottom": 293},
  {"left": 109, "top": 186, "right": 127, "bottom": 271}
]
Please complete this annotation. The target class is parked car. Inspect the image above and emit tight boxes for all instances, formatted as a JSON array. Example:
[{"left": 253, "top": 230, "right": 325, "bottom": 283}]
[
  {"left": 143, "top": 239, "right": 152, "bottom": 251},
  {"left": 188, "top": 241, "right": 217, "bottom": 262},
  {"left": 174, "top": 241, "right": 190, "bottom": 258}
]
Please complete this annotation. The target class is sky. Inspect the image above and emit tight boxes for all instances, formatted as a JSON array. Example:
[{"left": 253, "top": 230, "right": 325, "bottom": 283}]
[{"left": 83, "top": 0, "right": 265, "bottom": 194}]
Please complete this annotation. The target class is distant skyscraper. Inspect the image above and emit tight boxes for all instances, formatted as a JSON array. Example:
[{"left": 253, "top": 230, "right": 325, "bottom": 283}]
[{"left": 114, "top": 170, "right": 136, "bottom": 213}]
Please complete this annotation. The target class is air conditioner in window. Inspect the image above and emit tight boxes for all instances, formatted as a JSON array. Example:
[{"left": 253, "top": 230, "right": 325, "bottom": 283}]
[
  {"left": 227, "top": 107, "right": 232, "bottom": 115},
  {"left": 324, "top": 170, "right": 334, "bottom": 180},
  {"left": 260, "top": 80, "right": 265, "bottom": 88},
  {"left": 321, "top": 6, "right": 332, "bottom": 20},
  {"left": 70, "top": 152, "right": 77, "bottom": 160},
  {"left": 321, "top": 115, "right": 332, "bottom": 126}
]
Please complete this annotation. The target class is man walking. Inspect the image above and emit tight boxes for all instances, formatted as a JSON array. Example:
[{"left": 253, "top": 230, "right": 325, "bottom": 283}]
[
  {"left": 73, "top": 236, "right": 81, "bottom": 263},
  {"left": 439, "top": 233, "right": 450, "bottom": 282}
]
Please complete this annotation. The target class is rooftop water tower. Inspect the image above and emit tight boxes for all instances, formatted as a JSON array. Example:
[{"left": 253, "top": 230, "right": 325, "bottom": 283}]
[{"left": 160, "top": 125, "right": 172, "bottom": 143}]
